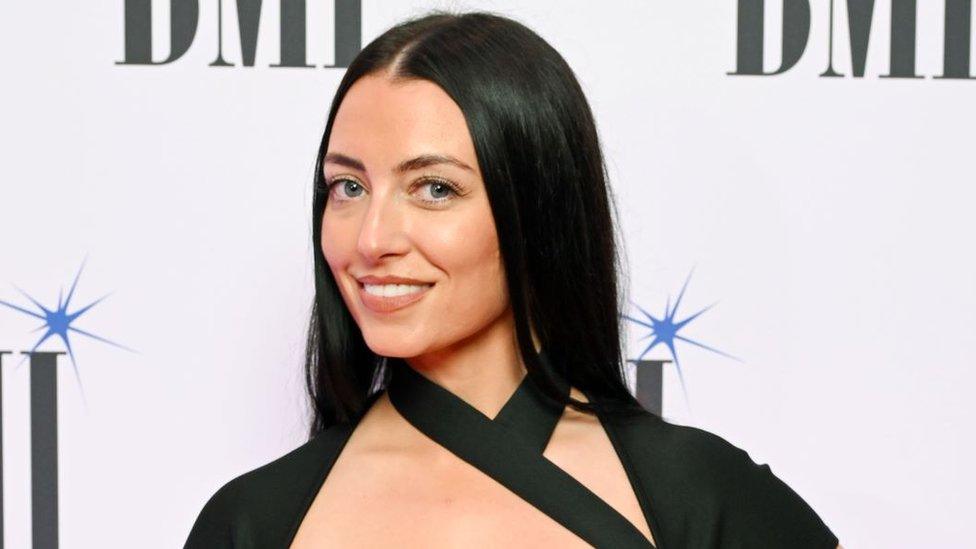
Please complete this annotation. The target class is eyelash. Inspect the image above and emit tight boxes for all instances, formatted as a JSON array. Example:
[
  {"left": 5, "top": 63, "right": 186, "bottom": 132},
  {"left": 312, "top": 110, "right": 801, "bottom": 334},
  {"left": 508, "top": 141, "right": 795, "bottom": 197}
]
[{"left": 320, "top": 176, "right": 463, "bottom": 205}]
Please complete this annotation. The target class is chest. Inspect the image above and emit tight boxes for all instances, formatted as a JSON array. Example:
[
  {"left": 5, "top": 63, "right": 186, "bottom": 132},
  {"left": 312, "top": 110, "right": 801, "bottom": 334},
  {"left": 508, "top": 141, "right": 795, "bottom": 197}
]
[
  {"left": 289, "top": 411, "right": 656, "bottom": 548},
  {"left": 290, "top": 464, "right": 592, "bottom": 548}
]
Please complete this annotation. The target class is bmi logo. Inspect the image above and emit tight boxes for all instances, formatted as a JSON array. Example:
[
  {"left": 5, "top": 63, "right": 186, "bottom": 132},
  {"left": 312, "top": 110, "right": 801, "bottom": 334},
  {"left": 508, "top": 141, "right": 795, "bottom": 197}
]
[
  {"left": 624, "top": 267, "right": 740, "bottom": 417},
  {"left": 730, "top": 0, "right": 976, "bottom": 79},
  {"left": 0, "top": 256, "right": 136, "bottom": 549},
  {"left": 117, "top": 0, "right": 363, "bottom": 68}
]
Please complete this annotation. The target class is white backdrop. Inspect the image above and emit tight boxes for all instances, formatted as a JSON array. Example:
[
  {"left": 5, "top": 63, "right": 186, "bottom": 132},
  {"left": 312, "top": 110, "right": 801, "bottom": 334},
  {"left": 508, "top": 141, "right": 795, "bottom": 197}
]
[{"left": 1, "top": 1, "right": 973, "bottom": 547}]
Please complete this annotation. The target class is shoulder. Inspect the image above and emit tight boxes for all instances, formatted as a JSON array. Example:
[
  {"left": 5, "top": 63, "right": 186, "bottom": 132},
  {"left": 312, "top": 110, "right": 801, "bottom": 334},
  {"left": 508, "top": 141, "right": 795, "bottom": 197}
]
[
  {"left": 183, "top": 423, "right": 355, "bottom": 548},
  {"left": 601, "top": 408, "right": 761, "bottom": 505},
  {"left": 602, "top": 409, "right": 839, "bottom": 548},
  {"left": 574, "top": 389, "right": 761, "bottom": 483},
  {"left": 569, "top": 388, "right": 760, "bottom": 487},
  {"left": 605, "top": 409, "right": 761, "bottom": 484}
]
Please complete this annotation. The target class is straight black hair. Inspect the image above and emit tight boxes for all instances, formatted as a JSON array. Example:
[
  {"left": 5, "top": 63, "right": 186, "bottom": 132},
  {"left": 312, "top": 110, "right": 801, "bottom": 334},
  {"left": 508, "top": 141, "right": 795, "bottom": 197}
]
[{"left": 305, "top": 9, "right": 648, "bottom": 438}]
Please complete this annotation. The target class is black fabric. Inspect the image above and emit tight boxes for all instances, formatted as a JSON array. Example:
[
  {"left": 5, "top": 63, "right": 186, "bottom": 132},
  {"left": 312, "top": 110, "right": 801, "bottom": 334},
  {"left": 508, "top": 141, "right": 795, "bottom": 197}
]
[
  {"left": 386, "top": 355, "right": 655, "bottom": 548},
  {"left": 184, "top": 351, "right": 840, "bottom": 549}
]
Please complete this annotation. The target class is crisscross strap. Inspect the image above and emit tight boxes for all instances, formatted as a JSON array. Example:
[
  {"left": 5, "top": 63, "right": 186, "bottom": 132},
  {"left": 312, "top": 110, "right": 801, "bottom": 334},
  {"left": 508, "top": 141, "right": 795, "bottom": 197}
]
[{"left": 387, "top": 361, "right": 656, "bottom": 549}]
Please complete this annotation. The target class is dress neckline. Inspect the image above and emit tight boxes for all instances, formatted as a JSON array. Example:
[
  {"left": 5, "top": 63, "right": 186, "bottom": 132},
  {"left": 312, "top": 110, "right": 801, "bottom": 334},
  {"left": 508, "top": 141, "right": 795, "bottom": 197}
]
[
  {"left": 384, "top": 347, "right": 657, "bottom": 548},
  {"left": 386, "top": 346, "right": 570, "bottom": 453}
]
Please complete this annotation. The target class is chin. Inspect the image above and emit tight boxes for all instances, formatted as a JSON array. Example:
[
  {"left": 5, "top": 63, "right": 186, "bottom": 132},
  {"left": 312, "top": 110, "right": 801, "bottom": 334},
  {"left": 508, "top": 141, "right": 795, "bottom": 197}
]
[{"left": 361, "top": 333, "right": 430, "bottom": 360}]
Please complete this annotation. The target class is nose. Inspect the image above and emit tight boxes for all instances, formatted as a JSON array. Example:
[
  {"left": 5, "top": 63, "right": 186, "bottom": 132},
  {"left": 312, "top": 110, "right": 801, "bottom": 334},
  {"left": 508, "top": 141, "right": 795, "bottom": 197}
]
[{"left": 356, "top": 185, "right": 410, "bottom": 262}]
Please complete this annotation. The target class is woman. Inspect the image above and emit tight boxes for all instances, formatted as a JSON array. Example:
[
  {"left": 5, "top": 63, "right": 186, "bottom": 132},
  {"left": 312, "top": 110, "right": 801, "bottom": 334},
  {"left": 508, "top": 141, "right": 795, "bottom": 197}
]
[{"left": 185, "top": 10, "right": 841, "bottom": 549}]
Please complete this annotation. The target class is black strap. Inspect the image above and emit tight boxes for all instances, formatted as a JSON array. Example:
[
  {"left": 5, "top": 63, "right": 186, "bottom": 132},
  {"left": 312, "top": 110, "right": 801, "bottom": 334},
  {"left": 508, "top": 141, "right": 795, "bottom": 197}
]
[
  {"left": 387, "top": 358, "right": 655, "bottom": 549},
  {"left": 491, "top": 353, "right": 568, "bottom": 453}
]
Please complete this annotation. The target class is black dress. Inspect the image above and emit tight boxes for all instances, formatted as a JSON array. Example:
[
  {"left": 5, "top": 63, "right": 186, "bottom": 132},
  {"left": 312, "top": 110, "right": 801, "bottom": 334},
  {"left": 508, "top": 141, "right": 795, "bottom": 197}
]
[{"left": 184, "top": 351, "right": 839, "bottom": 548}]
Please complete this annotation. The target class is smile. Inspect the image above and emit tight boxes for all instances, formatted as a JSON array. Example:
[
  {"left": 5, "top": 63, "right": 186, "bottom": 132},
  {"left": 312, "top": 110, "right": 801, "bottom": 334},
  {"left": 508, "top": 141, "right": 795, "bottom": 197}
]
[{"left": 358, "top": 282, "right": 434, "bottom": 313}]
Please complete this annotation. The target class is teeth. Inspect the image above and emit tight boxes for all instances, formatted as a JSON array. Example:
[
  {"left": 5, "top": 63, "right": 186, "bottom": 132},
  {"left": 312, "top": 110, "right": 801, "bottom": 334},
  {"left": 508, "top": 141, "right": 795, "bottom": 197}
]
[{"left": 364, "top": 283, "right": 432, "bottom": 297}]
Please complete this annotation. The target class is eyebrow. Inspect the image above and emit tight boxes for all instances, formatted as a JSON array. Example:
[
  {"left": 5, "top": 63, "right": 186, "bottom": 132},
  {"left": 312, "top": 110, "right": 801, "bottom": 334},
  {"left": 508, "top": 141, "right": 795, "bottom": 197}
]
[{"left": 324, "top": 152, "right": 474, "bottom": 175}]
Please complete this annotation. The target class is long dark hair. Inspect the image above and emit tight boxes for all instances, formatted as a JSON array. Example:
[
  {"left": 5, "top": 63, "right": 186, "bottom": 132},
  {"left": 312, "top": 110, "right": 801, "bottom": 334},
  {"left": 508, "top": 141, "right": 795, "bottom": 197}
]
[{"left": 305, "top": 9, "right": 647, "bottom": 438}]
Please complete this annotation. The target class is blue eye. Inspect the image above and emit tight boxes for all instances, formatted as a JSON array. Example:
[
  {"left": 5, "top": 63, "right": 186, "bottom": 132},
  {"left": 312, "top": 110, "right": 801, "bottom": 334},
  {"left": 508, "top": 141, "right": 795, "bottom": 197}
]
[
  {"left": 325, "top": 178, "right": 365, "bottom": 201},
  {"left": 418, "top": 179, "right": 460, "bottom": 203},
  {"left": 321, "top": 176, "right": 464, "bottom": 205}
]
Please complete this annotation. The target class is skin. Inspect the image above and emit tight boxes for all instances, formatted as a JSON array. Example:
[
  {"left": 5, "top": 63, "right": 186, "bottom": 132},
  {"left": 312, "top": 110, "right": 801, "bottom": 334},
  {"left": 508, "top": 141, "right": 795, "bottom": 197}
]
[
  {"left": 295, "top": 69, "right": 842, "bottom": 549},
  {"left": 318, "top": 68, "right": 521, "bottom": 410}
]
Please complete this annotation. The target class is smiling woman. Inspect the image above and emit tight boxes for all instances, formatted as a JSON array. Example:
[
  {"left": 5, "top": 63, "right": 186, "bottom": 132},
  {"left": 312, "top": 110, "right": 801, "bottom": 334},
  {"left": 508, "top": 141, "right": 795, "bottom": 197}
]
[
  {"left": 319, "top": 74, "right": 510, "bottom": 363},
  {"left": 184, "top": 9, "right": 841, "bottom": 549}
]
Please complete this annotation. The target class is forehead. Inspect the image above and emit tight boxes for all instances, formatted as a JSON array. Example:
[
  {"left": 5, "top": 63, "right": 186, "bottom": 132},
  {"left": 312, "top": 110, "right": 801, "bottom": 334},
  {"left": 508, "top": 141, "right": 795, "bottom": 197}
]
[{"left": 328, "top": 74, "right": 478, "bottom": 173}]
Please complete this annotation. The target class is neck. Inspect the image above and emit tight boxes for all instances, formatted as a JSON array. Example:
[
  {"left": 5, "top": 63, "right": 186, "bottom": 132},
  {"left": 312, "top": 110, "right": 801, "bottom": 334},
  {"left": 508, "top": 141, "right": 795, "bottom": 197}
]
[{"left": 403, "top": 310, "right": 539, "bottom": 419}]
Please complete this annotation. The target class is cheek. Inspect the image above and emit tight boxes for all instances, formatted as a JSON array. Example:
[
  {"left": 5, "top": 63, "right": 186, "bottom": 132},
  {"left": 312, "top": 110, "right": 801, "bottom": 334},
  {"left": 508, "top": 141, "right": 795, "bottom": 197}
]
[
  {"left": 321, "top": 206, "right": 360, "bottom": 264},
  {"left": 422, "top": 207, "right": 508, "bottom": 321},
  {"left": 320, "top": 212, "right": 357, "bottom": 299},
  {"left": 320, "top": 213, "right": 340, "bottom": 269}
]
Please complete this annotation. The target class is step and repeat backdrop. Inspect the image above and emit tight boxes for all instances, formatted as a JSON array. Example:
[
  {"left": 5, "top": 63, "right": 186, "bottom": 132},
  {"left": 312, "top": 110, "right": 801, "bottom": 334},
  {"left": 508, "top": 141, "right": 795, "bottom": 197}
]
[{"left": 1, "top": 1, "right": 973, "bottom": 547}]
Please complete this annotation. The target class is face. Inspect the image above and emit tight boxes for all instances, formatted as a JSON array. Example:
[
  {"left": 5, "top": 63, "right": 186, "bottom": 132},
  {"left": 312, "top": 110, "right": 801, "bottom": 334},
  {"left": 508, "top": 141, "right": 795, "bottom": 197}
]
[{"left": 320, "top": 73, "right": 509, "bottom": 359}]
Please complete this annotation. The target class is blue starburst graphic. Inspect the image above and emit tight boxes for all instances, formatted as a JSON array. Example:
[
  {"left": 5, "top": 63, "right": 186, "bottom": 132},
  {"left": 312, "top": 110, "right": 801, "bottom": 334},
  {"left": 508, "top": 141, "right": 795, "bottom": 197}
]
[
  {"left": 623, "top": 265, "right": 741, "bottom": 412},
  {"left": 0, "top": 255, "right": 138, "bottom": 406}
]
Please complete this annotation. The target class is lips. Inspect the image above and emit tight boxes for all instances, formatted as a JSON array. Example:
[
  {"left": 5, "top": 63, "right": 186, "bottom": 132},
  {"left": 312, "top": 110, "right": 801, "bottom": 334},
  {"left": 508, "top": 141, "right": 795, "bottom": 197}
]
[
  {"left": 357, "top": 274, "right": 432, "bottom": 285},
  {"left": 356, "top": 279, "right": 434, "bottom": 313}
]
